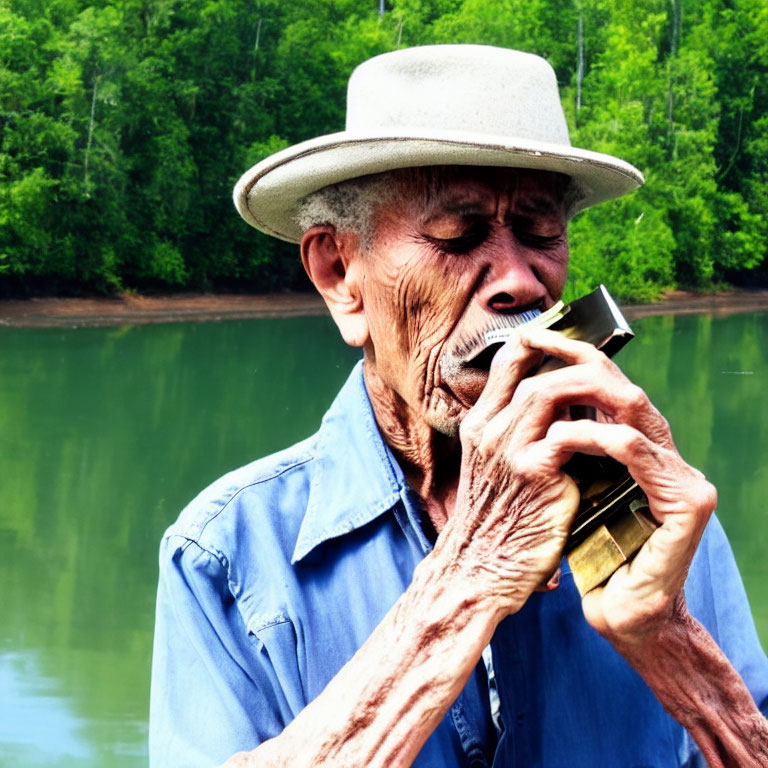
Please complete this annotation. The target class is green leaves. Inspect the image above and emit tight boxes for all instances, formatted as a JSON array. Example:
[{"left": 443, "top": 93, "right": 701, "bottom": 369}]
[{"left": 0, "top": 0, "right": 765, "bottom": 297}]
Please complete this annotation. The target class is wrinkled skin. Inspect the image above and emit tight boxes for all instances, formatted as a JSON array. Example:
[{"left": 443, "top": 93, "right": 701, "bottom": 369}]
[
  {"left": 360, "top": 167, "right": 570, "bottom": 440},
  {"left": 222, "top": 167, "right": 767, "bottom": 768},
  {"left": 311, "top": 165, "right": 717, "bottom": 626}
]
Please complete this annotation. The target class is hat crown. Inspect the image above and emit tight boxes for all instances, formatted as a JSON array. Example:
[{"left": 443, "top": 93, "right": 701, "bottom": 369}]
[
  {"left": 234, "top": 44, "right": 644, "bottom": 242},
  {"left": 346, "top": 45, "right": 571, "bottom": 146}
]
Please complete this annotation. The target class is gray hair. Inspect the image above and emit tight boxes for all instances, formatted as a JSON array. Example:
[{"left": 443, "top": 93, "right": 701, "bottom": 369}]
[{"left": 296, "top": 173, "right": 398, "bottom": 252}]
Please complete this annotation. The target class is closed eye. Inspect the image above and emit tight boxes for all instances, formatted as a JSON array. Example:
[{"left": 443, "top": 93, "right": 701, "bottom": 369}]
[
  {"left": 508, "top": 213, "right": 566, "bottom": 250},
  {"left": 424, "top": 226, "right": 489, "bottom": 255}
]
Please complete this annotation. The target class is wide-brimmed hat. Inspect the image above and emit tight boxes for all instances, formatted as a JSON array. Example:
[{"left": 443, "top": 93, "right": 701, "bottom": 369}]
[{"left": 234, "top": 44, "right": 644, "bottom": 243}]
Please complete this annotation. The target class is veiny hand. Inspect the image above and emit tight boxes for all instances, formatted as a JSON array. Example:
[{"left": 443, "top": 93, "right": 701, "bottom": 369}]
[
  {"left": 514, "top": 328, "right": 717, "bottom": 642},
  {"left": 435, "top": 332, "right": 581, "bottom": 617}
]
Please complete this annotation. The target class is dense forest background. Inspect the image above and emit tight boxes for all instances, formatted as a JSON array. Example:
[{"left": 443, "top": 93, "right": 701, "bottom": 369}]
[{"left": 1, "top": 0, "right": 766, "bottom": 300}]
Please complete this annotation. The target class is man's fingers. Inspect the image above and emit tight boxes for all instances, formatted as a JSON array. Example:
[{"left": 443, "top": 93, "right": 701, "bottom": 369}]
[
  {"left": 516, "top": 329, "right": 674, "bottom": 448},
  {"left": 546, "top": 418, "right": 672, "bottom": 493},
  {"left": 482, "top": 361, "right": 669, "bottom": 453},
  {"left": 463, "top": 325, "right": 675, "bottom": 456},
  {"left": 462, "top": 335, "right": 543, "bottom": 438},
  {"left": 519, "top": 326, "right": 611, "bottom": 366},
  {"left": 546, "top": 416, "right": 648, "bottom": 465},
  {"left": 546, "top": 419, "right": 716, "bottom": 524}
]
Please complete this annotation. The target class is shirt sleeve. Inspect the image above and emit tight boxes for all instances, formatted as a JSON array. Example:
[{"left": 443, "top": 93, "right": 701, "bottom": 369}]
[{"left": 149, "top": 535, "right": 288, "bottom": 768}]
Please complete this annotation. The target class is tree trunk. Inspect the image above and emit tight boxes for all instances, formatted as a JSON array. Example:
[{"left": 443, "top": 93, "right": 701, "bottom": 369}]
[
  {"left": 577, "top": 10, "right": 584, "bottom": 113},
  {"left": 84, "top": 75, "right": 99, "bottom": 191}
]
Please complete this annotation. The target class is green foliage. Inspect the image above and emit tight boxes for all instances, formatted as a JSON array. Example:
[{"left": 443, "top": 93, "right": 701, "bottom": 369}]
[
  {"left": 0, "top": 0, "right": 765, "bottom": 298},
  {"left": 566, "top": 194, "right": 675, "bottom": 303}
]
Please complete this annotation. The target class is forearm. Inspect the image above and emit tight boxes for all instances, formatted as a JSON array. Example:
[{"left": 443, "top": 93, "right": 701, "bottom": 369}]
[
  {"left": 608, "top": 598, "right": 768, "bottom": 767},
  {"left": 224, "top": 554, "right": 502, "bottom": 768}
]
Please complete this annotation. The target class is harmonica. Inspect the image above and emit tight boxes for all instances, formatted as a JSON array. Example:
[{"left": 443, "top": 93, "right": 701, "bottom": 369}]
[{"left": 479, "top": 285, "right": 657, "bottom": 595}]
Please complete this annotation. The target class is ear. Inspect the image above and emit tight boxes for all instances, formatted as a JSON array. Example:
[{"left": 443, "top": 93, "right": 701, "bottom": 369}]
[{"left": 300, "top": 226, "right": 369, "bottom": 347}]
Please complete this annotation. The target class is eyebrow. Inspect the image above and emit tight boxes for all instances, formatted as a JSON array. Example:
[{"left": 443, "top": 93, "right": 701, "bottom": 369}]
[
  {"left": 416, "top": 181, "right": 566, "bottom": 224},
  {"left": 421, "top": 200, "right": 492, "bottom": 223}
]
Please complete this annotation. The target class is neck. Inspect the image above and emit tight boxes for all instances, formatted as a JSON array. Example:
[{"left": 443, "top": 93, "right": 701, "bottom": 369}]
[{"left": 363, "top": 359, "right": 461, "bottom": 533}]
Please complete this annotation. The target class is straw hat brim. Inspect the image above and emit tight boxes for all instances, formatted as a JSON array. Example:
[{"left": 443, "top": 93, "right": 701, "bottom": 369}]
[{"left": 234, "top": 128, "right": 644, "bottom": 243}]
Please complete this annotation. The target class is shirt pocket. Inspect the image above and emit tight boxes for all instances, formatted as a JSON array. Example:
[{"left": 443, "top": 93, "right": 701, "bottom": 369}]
[{"left": 247, "top": 612, "right": 308, "bottom": 721}]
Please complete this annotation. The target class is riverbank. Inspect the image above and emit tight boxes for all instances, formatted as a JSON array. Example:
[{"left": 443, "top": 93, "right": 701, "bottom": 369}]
[
  {"left": 1, "top": 288, "right": 768, "bottom": 328},
  {"left": 0, "top": 292, "right": 328, "bottom": 328}
]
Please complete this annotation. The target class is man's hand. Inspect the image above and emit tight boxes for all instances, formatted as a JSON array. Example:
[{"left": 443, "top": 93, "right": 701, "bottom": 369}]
[
  {"left": 216, "top": 326, "right": 763, "bottom": 768},
  {"left": 434, "top": 331, "right": 581, "bottom": 616},
  {"left": 459, "top": 328, "right": 768, "bottom": 768},
  {"left": 510, "top": 327, "right": 716, "bottom": 639},
  {"left": 440, "top": 325, "right": 716, "bottom": 634}
]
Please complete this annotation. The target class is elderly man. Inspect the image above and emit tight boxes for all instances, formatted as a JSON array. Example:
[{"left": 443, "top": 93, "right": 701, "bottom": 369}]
[{"left": 150, "top": 45, "right": 768, "bottom": 767}]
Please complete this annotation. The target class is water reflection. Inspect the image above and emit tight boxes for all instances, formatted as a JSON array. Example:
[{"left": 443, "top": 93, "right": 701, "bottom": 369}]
[
  {"left": 0, "top": 316, "right": 360, "bottom": 767},
  {"left": 0, "top": 653, "right": 95, "bottom": 765},
  {"left": 0, "top": 311, "right": 765, "bottom": 765}
]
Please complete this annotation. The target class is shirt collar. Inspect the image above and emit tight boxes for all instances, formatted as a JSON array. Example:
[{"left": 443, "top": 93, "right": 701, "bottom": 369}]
[{"left": 292, "top": 361, "right": 408, "bottom": 564}]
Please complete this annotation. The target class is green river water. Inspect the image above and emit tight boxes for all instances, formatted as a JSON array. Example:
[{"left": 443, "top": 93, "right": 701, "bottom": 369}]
[{"left": 0, "top": 311, "right": 766, "bottom": 765}]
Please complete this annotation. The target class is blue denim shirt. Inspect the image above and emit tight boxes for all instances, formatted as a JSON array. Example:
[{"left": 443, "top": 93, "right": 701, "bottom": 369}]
[{"left": 150, "top": 361, "right": 768, "bottom": 767}]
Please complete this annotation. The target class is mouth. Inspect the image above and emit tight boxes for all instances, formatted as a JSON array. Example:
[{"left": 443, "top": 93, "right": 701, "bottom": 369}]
[
  {"left": 445, "top": 302, "right": 564, "bottom": 370},
  {"left": 461, "top": 341, "right": 506, "bottom": 373},
  {"left": 438, "top": 302, "right": 566, "bottom": 406}
]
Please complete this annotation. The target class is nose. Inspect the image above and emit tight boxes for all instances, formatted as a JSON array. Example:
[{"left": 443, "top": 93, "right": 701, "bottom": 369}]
[{"left": 474, "top": 232, "right": 547, "bottom": 314}]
